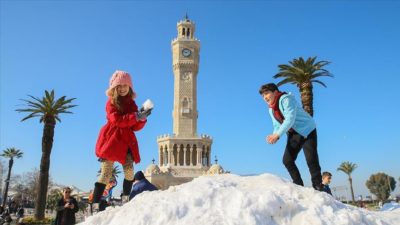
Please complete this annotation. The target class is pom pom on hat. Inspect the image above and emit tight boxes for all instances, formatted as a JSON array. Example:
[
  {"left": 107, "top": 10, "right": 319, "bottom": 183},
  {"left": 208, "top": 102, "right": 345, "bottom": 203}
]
[{"left": 109, "top": 70, "right": 133, "bottom": 89}]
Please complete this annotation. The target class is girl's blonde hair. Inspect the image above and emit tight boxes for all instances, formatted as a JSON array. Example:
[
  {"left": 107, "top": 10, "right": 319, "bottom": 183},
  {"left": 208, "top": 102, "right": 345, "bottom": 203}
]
[{"left": 106, "top": 86, "right": 136, "bottom": 112}]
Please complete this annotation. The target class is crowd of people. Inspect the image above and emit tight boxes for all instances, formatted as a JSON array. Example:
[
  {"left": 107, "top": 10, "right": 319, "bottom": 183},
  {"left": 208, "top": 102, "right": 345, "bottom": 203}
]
[{"left": 0, "top": 203, "right": 24, "bottom": 225}]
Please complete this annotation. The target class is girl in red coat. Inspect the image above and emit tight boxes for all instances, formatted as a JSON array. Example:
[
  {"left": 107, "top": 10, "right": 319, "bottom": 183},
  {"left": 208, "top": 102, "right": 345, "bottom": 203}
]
[{"left": 91, "top": 70, "right": 152, "bottom": 212}]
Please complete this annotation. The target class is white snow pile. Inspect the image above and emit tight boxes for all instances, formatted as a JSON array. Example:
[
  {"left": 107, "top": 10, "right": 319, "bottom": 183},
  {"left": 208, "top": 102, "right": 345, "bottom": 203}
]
[
  {"left": 380, "top": 202, "right": 400, "bottom": 212},
  {"left": 79, "top": 173, "right": 400, "bottom": 225}
]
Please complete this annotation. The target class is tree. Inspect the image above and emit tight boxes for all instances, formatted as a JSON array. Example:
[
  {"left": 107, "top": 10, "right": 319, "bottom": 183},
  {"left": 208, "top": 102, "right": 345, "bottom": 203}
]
[
  {"left": 97, "top": 165, "right": 121, "bottom": 181},
  {"left": 1, "top": 147, "right": 23, "bottom": 208},
  {"left": 46, "top": 189, "right": 62, "bottom": 212},
  {"left": 273, "top": 56, "right": 333, "bottom": 116},
  {"left": 92, "top": 165, "right": 121, "bottom": 202},
  {"left": 0, "top": 160, "right": 6, "bottom": 198},
  {"left": 16, "top": 90, "right": 76, "bottom": 220},
  {"left": 10, "top": 168, "right": 54, "bottom": 206},
  {"left": 337, "top": 161, "right": 357, "bottom": 203},
  {"left": 366, "top": 173, "right": 396, "bottom": 202}
]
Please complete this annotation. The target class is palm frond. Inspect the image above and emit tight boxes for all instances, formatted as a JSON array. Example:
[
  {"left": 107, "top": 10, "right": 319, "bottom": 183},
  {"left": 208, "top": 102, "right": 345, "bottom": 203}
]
[
  {"left": 310, "top": 71, "right": 333, "bottom": 79},
  {"left": 276, "top": 78, "right": 297, "bottom": 87},
  {"left": 311, "top": 80, "right": 327, "bottom": 88},
  {"left": 20, "top": 113, "right": 42, "bottom": 122},
  {"left": 274, "top": 56, "right": 332, "bottom": 88},
  {"left": 1, "top": 148, "right": 24, "bottom": 159},
  {"left": 17, "top": 90, "right": 77, "bottom": 123}
]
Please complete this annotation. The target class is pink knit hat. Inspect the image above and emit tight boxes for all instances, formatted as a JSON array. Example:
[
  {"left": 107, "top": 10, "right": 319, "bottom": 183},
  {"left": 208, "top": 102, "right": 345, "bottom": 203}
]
[{"left": 109, "top": 70, "right": 133, "bottom": 90}]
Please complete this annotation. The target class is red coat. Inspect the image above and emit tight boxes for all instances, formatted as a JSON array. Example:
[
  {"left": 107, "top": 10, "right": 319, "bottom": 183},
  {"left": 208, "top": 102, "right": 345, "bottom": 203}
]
[{"left": 95, "top": 96, "right": 146, "bottom": 164}]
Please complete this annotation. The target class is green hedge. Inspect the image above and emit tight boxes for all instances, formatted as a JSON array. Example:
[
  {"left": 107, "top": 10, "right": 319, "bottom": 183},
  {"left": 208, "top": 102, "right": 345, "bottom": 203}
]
[{"left": 22, "top": 216, "right": 55, "bottom": 225}]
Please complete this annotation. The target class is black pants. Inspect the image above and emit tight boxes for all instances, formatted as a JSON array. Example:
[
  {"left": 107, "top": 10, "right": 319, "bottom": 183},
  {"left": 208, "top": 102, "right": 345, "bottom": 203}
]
[{"left": 282, "top": 129, "right": 322, "bottom": 189}]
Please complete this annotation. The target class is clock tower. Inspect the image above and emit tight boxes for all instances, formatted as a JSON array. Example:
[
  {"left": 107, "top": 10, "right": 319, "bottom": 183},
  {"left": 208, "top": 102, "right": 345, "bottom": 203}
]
[
  {"left": 171, "top": 15, "right": 200, "bottom": 137},
  {"left": 153, "top": 16, "right": 213, "bottom": 187}
]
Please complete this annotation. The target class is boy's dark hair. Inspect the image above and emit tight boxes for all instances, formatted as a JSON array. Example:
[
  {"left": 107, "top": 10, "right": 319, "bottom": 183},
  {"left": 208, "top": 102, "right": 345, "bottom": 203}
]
[
  {"left": 322, "top": 171, "right": 332, "bottom": 178},
  {"left": 259, "top": 83, "right": 279, "bottom": 95}
]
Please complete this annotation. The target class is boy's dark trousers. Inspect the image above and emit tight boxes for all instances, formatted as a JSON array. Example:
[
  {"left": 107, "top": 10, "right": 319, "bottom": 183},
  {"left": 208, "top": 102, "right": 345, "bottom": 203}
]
[{"left": 282, "top": 129, "right": 322, "bottom": 189}]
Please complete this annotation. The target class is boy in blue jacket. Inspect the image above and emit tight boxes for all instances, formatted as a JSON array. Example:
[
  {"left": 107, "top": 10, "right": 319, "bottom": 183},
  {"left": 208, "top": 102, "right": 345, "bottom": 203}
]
[
  {"left": 259, "top": 83, "right": 323, "bottom": 190},
  {"left": 322, "top": 171, "right": 333, "bottom": 195},
  {"left": 129, "top": 171, "right": 158, "bottom": 200}
]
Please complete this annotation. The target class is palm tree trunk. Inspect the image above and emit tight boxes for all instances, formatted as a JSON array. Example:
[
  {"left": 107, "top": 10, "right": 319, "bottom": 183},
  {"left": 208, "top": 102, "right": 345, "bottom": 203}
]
[
  {"left": 2, "top": 158, "right": 13, "bottom": 208},
  {"left": 349, "top": 176, "right": 355, "bottom": 203},
  {"left": 299, "top": 82, "right": 314, "bottom": 117},
  {"left": 34, "top": 120, "right": 55, "bottom": 220}
]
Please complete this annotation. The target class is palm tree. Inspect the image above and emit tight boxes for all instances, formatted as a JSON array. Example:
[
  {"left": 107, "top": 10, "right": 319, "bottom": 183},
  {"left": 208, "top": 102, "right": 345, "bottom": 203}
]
[
  {"left": 97, "top": 165, "right": 122, "bottom": 181},
  {"left": 273, "top": 56, "right": 333, "bottom": 116},
  {"left": 91, "top": 165, "right": 121, "bottom": 202},
  {"left": 337, "top": 161, "right": 358, "bottom": 203},
  {"left": 1, "top": 148, "right": 23, "bottom": 208},
  {"left": 16, "top": 90, "right": 76, "bottom": 220}
]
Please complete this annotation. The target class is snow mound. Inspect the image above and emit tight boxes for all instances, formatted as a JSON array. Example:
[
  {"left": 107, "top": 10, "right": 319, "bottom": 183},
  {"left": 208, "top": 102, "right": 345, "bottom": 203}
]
[
  {"left": 380, "top": 202, "right": 400, "bottom": 212},
  {"left": 79, "top": 173, "right": 400, "bottom": 225}
]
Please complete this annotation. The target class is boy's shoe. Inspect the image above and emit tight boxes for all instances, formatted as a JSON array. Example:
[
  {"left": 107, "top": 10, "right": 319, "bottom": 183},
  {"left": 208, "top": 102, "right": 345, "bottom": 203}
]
[
  {"left": 121, "top": 195, "right": 130, "bottom": 204},
  {"left": 91, "top": 203, "right": 100, "bottom": 215}
]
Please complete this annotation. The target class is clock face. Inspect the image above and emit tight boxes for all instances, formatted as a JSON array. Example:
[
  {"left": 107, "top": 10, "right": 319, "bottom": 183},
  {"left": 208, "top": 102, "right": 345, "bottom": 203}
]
[{"left": 182, "top": 48, "right": 191, "bottom": 57}]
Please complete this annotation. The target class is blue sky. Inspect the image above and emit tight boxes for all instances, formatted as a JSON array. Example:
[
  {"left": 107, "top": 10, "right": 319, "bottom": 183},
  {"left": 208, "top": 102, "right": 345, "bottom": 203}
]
[{"left": 1, "top": 0, "right": 399, "bottom": 199}]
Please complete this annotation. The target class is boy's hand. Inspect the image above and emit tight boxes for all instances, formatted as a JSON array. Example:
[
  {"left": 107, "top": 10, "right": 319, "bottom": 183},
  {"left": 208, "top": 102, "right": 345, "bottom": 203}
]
[{"left": 266, "top": 134, "right": 280, "bottom": 144}]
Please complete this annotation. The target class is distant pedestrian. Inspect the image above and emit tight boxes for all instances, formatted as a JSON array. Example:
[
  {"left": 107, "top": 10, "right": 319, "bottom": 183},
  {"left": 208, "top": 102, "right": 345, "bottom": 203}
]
[
  {"left": 321, "top": 171, "right": 332, "bottom": 195},
  {"left": 1, "top": 211, "right": 12, "bottom": 225},
  {"left": 16, "top": 204, "right": 24, "bottom": 224},
  {"left": 129, "top": 171, "right": 158, "bottom": 200},
  {"left": 259, "top": 83, "right": 323, "bottom": 190},
  {"left": 55, "top": 187, "right": 79, "bottom": 225}
]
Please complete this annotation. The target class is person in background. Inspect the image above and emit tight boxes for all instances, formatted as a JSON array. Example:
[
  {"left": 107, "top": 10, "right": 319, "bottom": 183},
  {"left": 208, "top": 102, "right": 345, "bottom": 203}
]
[
  {"left": 129, "top": 171, "right": 158, "bottom": 200},
  {"left": 321, "top": 171, "right": 332, "bottom": 195},
  {"left": 16, "top": 204, "right": 24, "bottom": 224},
  {"left": 55, "top": 187, "right": 79, "bottom": 225}
]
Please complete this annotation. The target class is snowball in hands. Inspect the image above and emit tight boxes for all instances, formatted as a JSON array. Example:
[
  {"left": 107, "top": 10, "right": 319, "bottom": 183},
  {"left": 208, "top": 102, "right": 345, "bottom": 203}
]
[{"left": 142, "top": 99, "right": 154, "bottom": 111}]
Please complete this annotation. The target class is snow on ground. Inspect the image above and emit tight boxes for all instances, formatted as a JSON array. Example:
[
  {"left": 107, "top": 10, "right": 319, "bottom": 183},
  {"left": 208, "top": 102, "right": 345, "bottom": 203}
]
[
  {"left": 380, "top": 202, "right": 400, "bottom": 212},
  {"left": 79, "top": 173, "right": 400, "bottom": 225}
]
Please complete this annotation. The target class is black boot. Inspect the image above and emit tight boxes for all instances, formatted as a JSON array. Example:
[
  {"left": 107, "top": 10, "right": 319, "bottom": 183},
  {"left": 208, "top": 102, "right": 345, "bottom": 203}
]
[
  {"left": 122, "top": 179, "right": 133, "bottom": 203},
  {"left": 123, "top": 179, "right": 133, "bottom": 196},
  {"left": 91, "top": 182, "right": 106, "bottom": 214}
]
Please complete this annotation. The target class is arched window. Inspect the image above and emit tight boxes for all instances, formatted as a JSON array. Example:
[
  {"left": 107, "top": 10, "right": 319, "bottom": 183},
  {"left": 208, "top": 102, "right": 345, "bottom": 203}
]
[
  {"left": 207, "top": 146, "right": 211, "bottom": 166},
  {"left": 179, "top": 144, "right": 184, "bottom": 166},
  {"left": 187, "top": 28, "right": 191, "bottom": 38},
  {"left": 202, "top": 146, "right": 207, "bottom": 166},
  {"left": 173, "top": 144, "right": 178, "bottom": 166},
  {"left": 160, "top": 146, "right": 164, "bottom": 166},
  {"left": 182, "top": 97, "right": 190, "bottom": 114},
  {"left": 182, "top": 28, "right": 186, "bottom": 37},
  {"left": 186, "top": 144, "right": 191, "bottom": 166},
  {"left": 192, "top": 145, "right": 197, "bottom": 166},
  {"left": 164, "top": 145, "right": 168, "bottom": 165}
]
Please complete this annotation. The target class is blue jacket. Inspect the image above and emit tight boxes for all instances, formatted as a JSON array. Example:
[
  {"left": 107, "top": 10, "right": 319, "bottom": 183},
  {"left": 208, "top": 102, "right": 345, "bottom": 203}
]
[
  {"left": 129, "top": 179, "right": 158, "bottom": 200},
  {"left": 323, "top": 184, "right": 332, "bottom": 195},
  {"left": 269, "top": 93, "right": 316, "bottom": 137}
]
